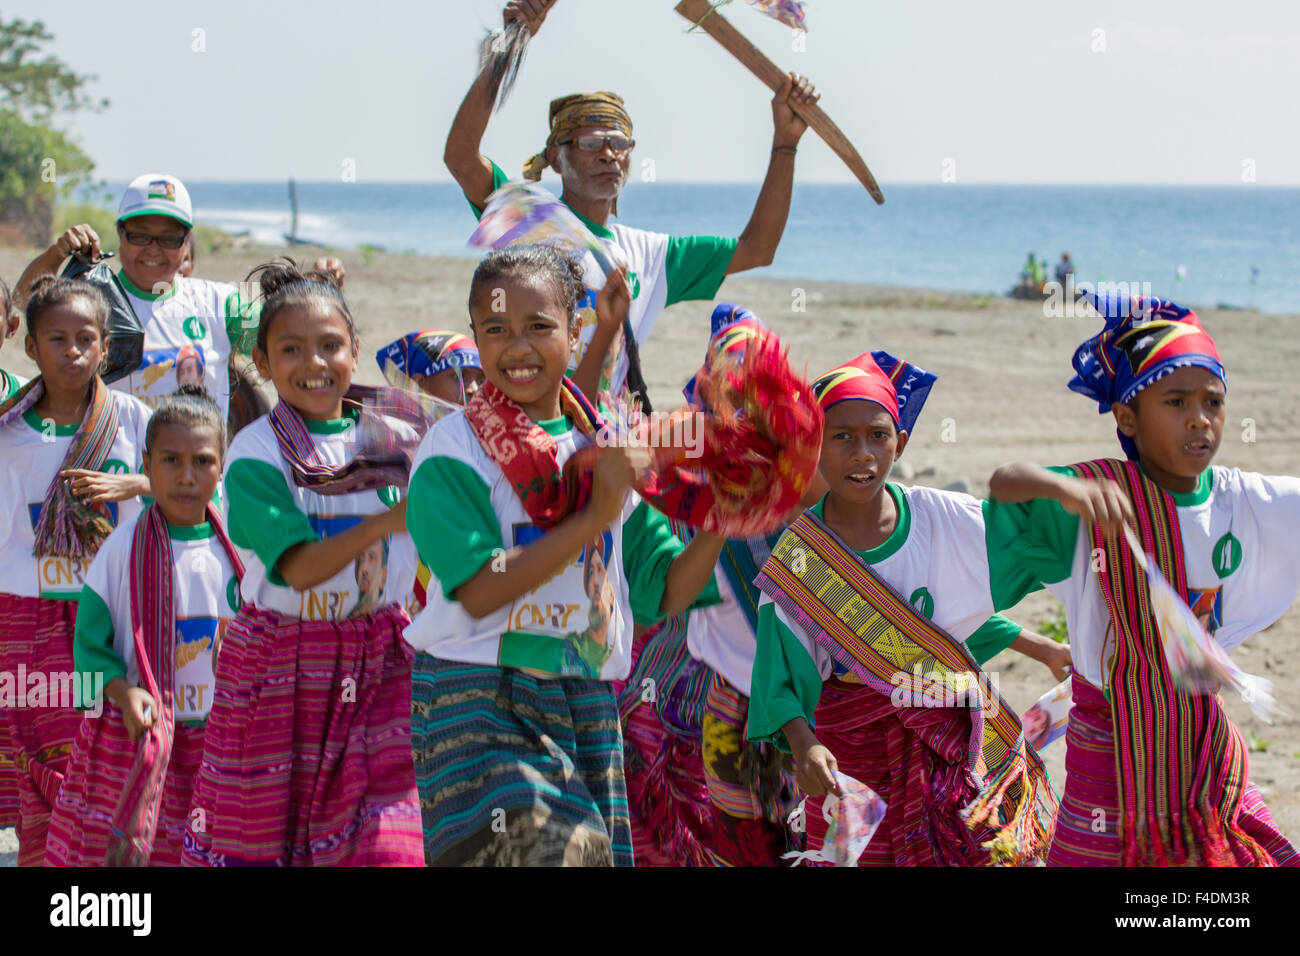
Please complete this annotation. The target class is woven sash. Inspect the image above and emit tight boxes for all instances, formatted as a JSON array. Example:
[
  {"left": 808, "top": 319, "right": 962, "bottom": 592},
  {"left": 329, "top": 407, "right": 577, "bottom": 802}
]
[
  {"left": 0, "top": 375, "right": 121, "bottom": 558},
  {"left": 753, "top": 509, "right": 1055, "bottom": 864},
  {"left": 1072, "top": 458, "right": 1270, "bottom": 867},
  {"left": 269, "top": 384, "right": 431, "bottom": 497},
  {"left": 717, "top": 533, "right": 781, "bottom": 634}
]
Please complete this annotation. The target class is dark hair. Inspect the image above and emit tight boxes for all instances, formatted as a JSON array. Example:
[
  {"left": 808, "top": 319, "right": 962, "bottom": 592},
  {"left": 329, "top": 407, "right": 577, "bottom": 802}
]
[
  {"left": 247, "top": 257, "right": 356, "bottom": 353},
  {"left": 467, "top": 245, "right": 585, "bottom": 333},
  {"left": 24, "top": 276, "right": 110, "bottom": 340},
  {"left": 145, "top": 383, "right": 227, "bottom": 456}
]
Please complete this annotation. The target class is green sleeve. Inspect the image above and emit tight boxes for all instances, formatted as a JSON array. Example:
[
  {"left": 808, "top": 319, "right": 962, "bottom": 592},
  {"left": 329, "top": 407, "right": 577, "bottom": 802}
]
[
  {"left": 747, "top": 601, "right": 824, "bottom": 753},
  {"left": 467, "top": 159, "right": 511, "bottom": 220},
  {"left": 621, "top": 501, "right": 721, "bottom": 627},
  {"left": 406, "top": 455, "right": 503, "bottom": 598},
  {"left": 664, "top": 235, "right": 738, "bottom": 307},
  {"left": 965, "top": 613, "right": 1023, "bottom": 666},
  {"left": 225, "top": 458, "right": 320, "bottom": 586},
  {"left": 983, "top": 466, "right": 1081, "bottom": 609},
  {"left": 223, "top": 289, "right": 262, "bottom": 356},
  {"left": 1, "top": 370, "right": 21, "bottom": 403},
  {"left": 72, "top": 586, "right": 125, "bottom": 708}
]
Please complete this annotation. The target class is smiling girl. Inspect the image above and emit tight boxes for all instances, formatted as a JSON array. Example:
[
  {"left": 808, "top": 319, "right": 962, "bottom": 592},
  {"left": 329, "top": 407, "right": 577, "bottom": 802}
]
[
  {"left": 181, "top": 260, "right": 423, "bottom": 867},
  {"left": 0, "top": 277, "right": 152, "bottom": 865},
  {"left": 405, "top": 245, "right": 724, "bottom": 866},
  {"left": 46, "top": 386, "right": 242, "bottom": 866}
]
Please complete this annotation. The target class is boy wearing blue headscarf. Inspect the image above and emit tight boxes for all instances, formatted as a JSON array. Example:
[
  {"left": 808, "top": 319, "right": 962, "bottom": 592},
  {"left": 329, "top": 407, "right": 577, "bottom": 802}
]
[{"left": 985, "top": 291, "right": 1300, "bottom": 867}]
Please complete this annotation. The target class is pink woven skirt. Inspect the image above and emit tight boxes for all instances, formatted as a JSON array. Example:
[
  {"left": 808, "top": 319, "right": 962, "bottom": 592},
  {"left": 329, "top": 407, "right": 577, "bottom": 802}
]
[
  {"left": 45, "top": 702, "right": 205, "bottom": 867},
  {"left": 1047, "top": 674, "right": 1297, "bottom": 867},
  {"left": 0, "top": 593, "right": 83, "bottom": 866},
  {"left": 181, "top": 603, "right": 423, "bottom": 866}
]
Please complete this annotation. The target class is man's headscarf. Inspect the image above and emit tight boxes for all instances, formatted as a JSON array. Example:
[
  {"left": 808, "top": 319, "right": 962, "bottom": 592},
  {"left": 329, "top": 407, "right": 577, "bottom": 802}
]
[
  {"left": 811, "top": 350, "right": 937, "bottom": 435},
  {"left": 376, "top": 330, "right": 480, "bottom": 384},
  {"left": 523, "top": 92, "right": 634, "bottom": 213},
  {"left": 683, "top": 303, "right": 772, "bottom": 406},
  {"left": 1068, "top": 290, "right": 1225, "bottom": 459}
]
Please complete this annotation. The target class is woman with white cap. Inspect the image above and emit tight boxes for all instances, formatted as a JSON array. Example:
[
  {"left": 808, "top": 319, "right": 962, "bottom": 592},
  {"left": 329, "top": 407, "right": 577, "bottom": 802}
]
[{"left": 16, "top": 173, "right": 260, "bottom": 422}]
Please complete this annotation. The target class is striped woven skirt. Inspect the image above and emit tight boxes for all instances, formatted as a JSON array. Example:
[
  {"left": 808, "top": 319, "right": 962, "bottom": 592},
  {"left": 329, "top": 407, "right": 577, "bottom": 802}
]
[
  {"left": 181, "top": 603, "right": 423, "bottom": 867},
  {"left": 45, "top": 705, "right": 204, "bottom": 866},
  {"left": 702, "top": 674, "right": 800, "bottom": 866},
  {"left": 1048, "top": 675, "right": 1298, "bottom": 867},
  {"left": 614, "top": 623, "right": 718, "bottom": 866},
  {"left": 0, "top": 593, "right": 83, "bottom": 866},
  {"left": 804, "top": 678, "right": 994, "bottom": 866},
  {"left": 412, "top": 655, "right": 632, "bottom": 866}
]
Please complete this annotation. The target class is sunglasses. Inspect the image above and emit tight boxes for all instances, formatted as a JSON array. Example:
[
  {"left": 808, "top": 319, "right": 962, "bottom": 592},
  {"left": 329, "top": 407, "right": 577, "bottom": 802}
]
[
  {"left": 559, "top": 134, "right": 636, "bottom": 154},
  {"left": 120, "top": 229, "right": 189, "bottom": 250}
]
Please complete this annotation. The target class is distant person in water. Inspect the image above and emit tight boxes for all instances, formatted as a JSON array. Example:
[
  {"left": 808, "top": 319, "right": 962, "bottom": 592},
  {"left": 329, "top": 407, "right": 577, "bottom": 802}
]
[{"left": 1055, "top": 251, "right": 1074, "bottom": 287}]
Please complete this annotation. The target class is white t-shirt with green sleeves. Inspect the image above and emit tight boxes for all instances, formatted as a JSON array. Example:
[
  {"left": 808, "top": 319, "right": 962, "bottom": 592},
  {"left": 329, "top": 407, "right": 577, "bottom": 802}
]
[
  {"left": 0, "top": 390, "right": 150, "bottom": 600},
  {"left": 983, "top": 464, "right": 1300, "bottom": 691},
  {"left": 74, "top": 515, "right": 241, "bottom": 723},
  {"left": 404, "top": 409, "right": 702, "bottom": 681},
  {"left": 761, "top": 486, "right": 1018, "bottom": 680},
  {"left": 222, "top": 412, "right": 418, "bottom": 621},
  {"left": 749, "top": 486, "right": 1023, "bottom": 749},
  {"left": 478, "top": 161, "right": 738, "bottom": 397},
  {"left": 113, "top": 273, "right": 259, "bottom": 418}
]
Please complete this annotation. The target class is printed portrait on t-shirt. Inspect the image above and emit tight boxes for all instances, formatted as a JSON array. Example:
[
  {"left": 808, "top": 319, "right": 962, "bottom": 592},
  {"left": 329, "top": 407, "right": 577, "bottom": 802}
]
[
  {"left": 558, "top": 535, "right": 617, "bottom": 678},
  {"left": 1189, "top": 586, "right": 1223, "bottom": 636},
  {"left": 175, "top": 345, "right": 206, "bottom": 388},
  {"left": 347, "top": 536, "right": 390, "bottom": 620}
]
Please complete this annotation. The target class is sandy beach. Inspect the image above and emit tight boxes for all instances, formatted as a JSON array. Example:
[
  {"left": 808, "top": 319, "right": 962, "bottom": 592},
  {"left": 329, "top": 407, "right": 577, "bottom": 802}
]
[{"left": 2, "top": 243, "right": 1297, "bottom": 866}]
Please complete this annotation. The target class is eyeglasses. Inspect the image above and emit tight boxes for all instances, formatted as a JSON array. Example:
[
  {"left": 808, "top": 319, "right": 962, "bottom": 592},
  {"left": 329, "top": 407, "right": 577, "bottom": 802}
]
[
  {"left": 120, "top": 229, "right": 189, "bottom": 250},
  {"left": 559, "top": 134, "right": 636, "bottom": 154}
]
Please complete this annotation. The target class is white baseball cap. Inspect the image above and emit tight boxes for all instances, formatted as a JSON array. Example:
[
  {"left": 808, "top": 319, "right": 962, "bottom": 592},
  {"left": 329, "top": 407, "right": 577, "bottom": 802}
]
[{"left": 117, "top": 173, "right": 193, "bottom": 228}]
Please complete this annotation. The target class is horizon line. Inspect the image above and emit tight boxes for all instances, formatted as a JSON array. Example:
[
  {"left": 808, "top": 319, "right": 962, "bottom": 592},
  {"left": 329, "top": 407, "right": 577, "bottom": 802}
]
[{"left": 87, "top": 178, "right": 1300, "bottom": 189}]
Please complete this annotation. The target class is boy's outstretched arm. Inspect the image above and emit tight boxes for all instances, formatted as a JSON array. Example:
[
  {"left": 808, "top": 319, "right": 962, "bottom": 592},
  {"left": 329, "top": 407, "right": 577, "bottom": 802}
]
[
  {"left": 990, "top": 461, "right": 1134, "bottom": 537},
  {"left": 658, "top": 531, "right": 725, "bottom": 617},
  {"left": 783, "top": 717, "right": 841, "bottom": 798},
  {"left": 1009, "top": 627, "right": 1073, "bottom": 682},
  {"left": 443, "top": 0, "right": 555, "bottom": 207}
]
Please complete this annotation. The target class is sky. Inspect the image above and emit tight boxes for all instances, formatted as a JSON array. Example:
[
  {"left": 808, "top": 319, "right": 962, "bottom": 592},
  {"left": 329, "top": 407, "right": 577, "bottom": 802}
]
[{"left": 9, "top": 0, "right": 1300, "bottom": 184}]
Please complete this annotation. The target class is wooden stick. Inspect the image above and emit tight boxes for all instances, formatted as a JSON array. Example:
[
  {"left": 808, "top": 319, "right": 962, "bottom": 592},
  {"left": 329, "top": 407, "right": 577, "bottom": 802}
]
[{"left": 674, "top": 0, "right": 884, "bottom": 204}]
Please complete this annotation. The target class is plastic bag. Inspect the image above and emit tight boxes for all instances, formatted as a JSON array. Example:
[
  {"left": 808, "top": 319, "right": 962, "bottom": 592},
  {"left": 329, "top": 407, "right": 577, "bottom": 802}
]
[
  {"left": 59, "top": 253, "right": 145, "bottom": 384},
  {"left": 1124, "top": 526, "right": 1280, "bottom": 723},
  {"left": 783, "top": 771, "right": 888, "bottom": 866}
]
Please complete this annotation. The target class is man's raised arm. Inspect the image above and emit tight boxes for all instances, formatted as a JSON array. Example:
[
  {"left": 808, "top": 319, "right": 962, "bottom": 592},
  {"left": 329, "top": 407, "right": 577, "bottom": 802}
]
[{"left": 444, "top": 0, "right": 554, "bottom": 208}]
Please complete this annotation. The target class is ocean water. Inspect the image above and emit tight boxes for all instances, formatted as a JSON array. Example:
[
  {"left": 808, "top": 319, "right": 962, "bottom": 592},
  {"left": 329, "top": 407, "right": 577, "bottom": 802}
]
[{"left": 96, "top": 180, "right": 1300, "bottom": 314}]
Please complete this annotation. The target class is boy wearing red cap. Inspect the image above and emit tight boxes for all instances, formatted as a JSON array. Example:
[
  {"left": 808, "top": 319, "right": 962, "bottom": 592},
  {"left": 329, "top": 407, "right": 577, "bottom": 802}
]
[
  {"left": 985, "top": 292, "right": 1299, "bottom": 866},
  {"left": 749, "top": 350, "right": 1061, "bottom": 866}
]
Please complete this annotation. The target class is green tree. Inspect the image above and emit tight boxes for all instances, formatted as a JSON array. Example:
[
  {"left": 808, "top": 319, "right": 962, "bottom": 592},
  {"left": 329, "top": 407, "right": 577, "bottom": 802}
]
[
  {"left": 0, "top": 17, "right": 107, "bottom": 120},
  {"left": 0, "top": 17, "right": 105, "bottom": 245}
]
